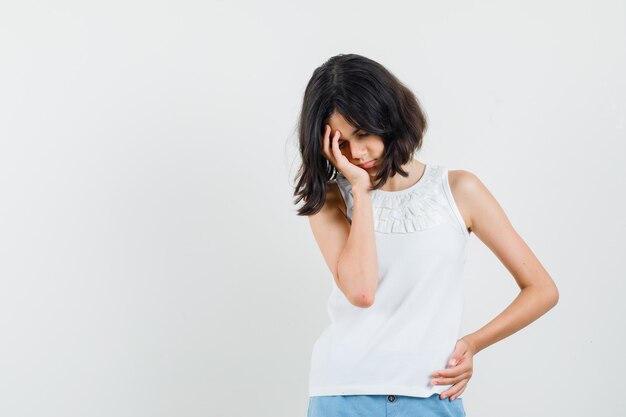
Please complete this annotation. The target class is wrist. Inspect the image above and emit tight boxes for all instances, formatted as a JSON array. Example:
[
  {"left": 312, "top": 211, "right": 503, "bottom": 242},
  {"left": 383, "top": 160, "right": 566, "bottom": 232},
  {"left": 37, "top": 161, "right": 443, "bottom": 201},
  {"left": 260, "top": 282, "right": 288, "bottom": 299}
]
[
  {"left": 352, "top": 184, "right": 372, "bottom": 196},
  {"left": 461, "top": 334, "right": 480, "bottom": 355}
]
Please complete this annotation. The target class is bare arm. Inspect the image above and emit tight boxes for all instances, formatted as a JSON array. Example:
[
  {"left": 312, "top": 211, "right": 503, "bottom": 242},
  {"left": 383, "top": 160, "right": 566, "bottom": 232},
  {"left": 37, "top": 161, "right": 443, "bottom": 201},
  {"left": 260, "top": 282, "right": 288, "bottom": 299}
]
[
  {"left": 450, "top": 170, "right": 560, "bottom": 355},
  {"left": 336, "top": 185, "right": 379, "bottom": 307},
  {"left": 308, "top": 183, "right": 379, "bottom": 308}
]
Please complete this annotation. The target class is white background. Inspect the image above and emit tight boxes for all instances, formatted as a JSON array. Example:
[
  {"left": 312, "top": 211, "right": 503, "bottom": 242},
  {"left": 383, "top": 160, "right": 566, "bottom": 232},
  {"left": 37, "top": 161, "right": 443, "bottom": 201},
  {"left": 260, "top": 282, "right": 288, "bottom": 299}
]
[{"left": 1, "top": 1, "right": 624, "bottom": 416}]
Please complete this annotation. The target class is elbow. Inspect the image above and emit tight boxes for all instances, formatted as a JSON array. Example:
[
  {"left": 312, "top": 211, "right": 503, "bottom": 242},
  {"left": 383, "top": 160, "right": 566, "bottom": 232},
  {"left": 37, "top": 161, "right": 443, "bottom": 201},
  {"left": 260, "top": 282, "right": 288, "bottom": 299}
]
[
  {"left": 546, "top": 280, "right": 559, "bottom": 307},
  {"left": 550, "top": 286, "right": 559, "bottom": 307},
  {"left": 540, "top": 283, "right": 559, "bottom": 308},
  {"left": 349, "top": 289, "right": 375, "bottom": 308},
  {"left": 336, "top": 263, "right": 377, "bottom": 308}
]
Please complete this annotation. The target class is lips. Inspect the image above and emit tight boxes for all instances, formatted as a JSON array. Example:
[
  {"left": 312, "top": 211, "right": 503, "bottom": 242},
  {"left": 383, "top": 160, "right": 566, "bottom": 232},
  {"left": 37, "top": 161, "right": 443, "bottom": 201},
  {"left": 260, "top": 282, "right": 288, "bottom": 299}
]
[{"left": 358, "top": 160, "right": 377, "bottom": 169}]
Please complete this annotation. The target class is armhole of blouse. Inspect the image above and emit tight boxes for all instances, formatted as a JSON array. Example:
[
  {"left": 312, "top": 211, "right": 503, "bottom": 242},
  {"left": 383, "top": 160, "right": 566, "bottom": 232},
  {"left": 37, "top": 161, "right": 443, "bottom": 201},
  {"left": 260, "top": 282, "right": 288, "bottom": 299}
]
[
  {"left": 442, "top": 169, "right": 471, "bottom": 238},
  {"left": 329, "top": 180, "right": 349, "bottom": 221}
]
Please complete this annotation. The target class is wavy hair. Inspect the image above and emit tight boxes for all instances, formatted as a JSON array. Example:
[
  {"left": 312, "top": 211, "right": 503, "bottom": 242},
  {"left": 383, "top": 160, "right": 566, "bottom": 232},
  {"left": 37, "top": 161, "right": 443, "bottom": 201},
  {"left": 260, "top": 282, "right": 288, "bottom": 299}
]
[{"left": 292, "top": 53, "right": 428, "bottom": 216}]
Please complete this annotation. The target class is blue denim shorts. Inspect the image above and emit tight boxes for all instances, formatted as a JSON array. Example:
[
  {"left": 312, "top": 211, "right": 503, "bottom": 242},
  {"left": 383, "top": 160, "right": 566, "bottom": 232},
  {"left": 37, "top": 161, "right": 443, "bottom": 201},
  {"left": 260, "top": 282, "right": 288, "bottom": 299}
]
[{"left": 307, "top": 393, "right": 465, "bottom": 417}]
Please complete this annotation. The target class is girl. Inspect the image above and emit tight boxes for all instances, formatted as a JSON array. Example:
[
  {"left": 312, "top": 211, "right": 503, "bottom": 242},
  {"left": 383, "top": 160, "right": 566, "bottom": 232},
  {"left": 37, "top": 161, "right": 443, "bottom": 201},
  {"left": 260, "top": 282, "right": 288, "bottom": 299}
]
[{"left": 293, "top": 53, "right": 559, "bottom": 417}]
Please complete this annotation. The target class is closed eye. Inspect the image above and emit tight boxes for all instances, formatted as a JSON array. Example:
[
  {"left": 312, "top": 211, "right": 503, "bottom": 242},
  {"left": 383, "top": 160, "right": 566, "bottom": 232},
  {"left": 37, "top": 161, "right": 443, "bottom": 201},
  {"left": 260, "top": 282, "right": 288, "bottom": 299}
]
[{"left": 338, "top": 133, "right": 368, "bottom": 148}]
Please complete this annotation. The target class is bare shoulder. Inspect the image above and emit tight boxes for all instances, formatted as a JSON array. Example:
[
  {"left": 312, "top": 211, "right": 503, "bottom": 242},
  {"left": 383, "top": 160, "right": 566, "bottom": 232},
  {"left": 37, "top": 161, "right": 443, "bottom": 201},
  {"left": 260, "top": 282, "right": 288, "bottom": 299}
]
[
  {"left": 447, "top": 169, "right": 508, "bottom": 234},
  {"left": 447, "top": 169, "right": 480, "bottom": 233}
]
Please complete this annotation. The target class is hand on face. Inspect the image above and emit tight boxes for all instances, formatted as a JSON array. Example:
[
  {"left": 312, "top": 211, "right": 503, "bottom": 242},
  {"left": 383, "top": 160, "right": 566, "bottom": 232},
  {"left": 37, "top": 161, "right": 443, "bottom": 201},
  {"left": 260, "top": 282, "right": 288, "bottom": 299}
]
[{"left": 320, "top": 124, "right": 373, "bottom": 191}]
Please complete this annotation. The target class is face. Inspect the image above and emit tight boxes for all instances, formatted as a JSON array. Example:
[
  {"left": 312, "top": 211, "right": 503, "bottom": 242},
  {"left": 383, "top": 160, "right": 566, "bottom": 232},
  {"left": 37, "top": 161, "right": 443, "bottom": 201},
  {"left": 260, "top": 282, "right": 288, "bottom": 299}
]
[{"left": 326, "top": 112, "right": 385, "bottom": 175}]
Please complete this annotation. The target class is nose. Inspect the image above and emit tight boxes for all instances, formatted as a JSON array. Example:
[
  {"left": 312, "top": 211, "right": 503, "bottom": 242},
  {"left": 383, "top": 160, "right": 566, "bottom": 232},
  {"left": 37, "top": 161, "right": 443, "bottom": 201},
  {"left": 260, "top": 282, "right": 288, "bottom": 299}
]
[{"left": 350, "top": 143, "right": 367, "bottom": 160}]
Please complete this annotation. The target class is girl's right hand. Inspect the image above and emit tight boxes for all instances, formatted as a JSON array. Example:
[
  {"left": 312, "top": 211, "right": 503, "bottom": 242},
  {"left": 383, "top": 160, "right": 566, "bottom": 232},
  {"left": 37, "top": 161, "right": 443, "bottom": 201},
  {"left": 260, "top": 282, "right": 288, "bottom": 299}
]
[{"left": 321, "top": 124, "right": 372, "bottom": 191}]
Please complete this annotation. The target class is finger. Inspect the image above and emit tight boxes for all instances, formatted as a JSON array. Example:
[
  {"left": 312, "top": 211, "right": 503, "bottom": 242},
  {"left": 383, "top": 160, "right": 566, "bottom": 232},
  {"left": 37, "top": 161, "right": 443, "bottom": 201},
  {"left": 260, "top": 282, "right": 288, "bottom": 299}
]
[
  {"left": 431, "top": 370, "right": 470, "bottom": 386},
  {"left": 441, "top": 379, "right": 468, "bottom": 400},
  {"left": 451, "top": 386, "right": 467, "bottom": 401},
  {"left": 432, "top": 375, "right": 457, "bottom": 386},
  {"left": 432, "top": 363, "right": 465, "bottom": 378},
  {"left": 330, "top": 129, "right": 342, "bottom": 162},
  {"left": 450, "top": 386, "right": 466, "bottom": 401},
  {"left": 321, "top": 125, "right": 330, "bottom": 159},
  {"left": 440, "top": 383, "right": 460, "bottom": 399}
]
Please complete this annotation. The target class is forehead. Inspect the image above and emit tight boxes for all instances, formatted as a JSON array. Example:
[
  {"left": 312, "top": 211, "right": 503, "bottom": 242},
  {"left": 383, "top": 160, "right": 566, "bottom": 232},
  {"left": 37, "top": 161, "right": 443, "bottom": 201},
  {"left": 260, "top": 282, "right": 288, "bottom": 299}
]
[{"left": 327, "top": 112, "right": 361, "bottom": 134}]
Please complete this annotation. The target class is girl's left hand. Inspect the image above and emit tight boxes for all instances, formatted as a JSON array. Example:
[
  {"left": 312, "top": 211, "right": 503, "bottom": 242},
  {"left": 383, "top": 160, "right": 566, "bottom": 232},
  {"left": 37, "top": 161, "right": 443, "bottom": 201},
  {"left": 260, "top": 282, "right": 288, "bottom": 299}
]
[{"left": 430, "top": 337, "right": 475, "bottom": 400}]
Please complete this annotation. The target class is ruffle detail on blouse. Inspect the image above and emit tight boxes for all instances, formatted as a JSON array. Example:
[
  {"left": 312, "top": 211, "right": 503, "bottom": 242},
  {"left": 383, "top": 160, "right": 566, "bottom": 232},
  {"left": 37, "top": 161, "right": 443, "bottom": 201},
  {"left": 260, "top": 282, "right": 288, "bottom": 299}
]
[{"left": 336, "top": 165, "right": 447, "bottom": 234}]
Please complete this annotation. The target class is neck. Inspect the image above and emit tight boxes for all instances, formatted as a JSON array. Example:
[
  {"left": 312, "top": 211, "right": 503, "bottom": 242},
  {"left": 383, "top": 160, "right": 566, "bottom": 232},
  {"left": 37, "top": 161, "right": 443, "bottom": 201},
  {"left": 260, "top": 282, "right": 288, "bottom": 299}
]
[{"left": 373, "top": 158, "right": 425, "bottom": 191}]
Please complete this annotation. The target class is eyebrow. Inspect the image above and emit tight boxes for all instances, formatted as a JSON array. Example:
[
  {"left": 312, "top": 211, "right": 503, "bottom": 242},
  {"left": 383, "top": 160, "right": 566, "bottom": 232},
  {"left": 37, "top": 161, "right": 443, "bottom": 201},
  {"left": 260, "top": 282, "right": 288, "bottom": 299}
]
[{"left": 338, "top": 128, "right": 363, "bottom": 141}]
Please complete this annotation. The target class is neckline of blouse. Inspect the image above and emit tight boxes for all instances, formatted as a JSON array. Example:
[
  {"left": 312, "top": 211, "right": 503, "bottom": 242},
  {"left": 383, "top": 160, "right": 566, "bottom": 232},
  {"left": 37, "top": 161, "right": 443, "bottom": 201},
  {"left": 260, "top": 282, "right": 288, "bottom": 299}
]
[{"left": 372, "top": 164, "right": 432, "bottom": 196}]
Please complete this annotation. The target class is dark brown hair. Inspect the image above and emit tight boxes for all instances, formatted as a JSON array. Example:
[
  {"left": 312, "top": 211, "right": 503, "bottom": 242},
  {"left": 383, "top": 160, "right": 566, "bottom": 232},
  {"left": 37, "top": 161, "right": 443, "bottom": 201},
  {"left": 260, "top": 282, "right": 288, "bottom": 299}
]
[{"left": 292, "top": 53, "right": 428, "bottom": 216}]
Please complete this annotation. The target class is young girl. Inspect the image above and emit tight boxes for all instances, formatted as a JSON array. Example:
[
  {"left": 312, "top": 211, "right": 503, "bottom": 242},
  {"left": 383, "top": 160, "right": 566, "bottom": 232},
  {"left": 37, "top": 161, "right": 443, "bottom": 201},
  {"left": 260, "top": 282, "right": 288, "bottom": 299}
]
[{"left": 293, "top": 53, "right": 559, "bottom": 417}]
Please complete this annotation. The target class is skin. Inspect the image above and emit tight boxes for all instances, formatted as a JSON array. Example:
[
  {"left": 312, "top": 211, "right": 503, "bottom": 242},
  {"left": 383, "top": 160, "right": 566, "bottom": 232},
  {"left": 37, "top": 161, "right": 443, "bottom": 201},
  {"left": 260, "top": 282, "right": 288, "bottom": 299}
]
[
  {"left": 319, "top": 111, "right": 560, "bottom": 400},
  {"left": 325, "top": 111, "right": 423, "bottom": 191},
  {"left": 317, "top": 115, "right": 379, "bottom": 306}
]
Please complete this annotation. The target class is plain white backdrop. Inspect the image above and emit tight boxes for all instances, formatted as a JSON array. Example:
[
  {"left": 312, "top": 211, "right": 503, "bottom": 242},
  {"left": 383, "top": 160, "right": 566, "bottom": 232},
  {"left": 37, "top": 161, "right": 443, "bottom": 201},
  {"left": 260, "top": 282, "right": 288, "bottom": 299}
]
[{"left": 0, "top": 1, "right": 624, "bottom": 416}]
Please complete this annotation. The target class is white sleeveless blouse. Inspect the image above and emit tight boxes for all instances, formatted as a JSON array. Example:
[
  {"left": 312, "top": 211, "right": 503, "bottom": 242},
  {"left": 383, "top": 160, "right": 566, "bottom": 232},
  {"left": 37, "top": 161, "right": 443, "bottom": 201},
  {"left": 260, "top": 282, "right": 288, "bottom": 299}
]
[{"left": 308, "top": 164, "right": 470, "bottom": 398}]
